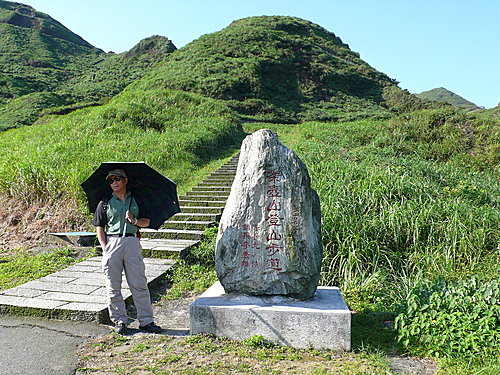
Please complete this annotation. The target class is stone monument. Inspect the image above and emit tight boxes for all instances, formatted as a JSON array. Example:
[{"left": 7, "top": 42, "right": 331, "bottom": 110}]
[
  {"left": 215, "top": 129, "right": 322, "bottom": 300},
  {"left": 190, "top": 130, "right": 351, "bottom": 350}
]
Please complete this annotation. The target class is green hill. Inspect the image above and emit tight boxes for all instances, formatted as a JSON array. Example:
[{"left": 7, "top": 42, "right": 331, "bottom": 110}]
[
  {"left": 0, "top": 9, "right": 498, "bottom": 372},
  {"left": 135, "top": 16, "right": 438, "bottom": 123},
  {"left": 0, "top": 0, "right": 94, "bottom": 47},
  {"left": 0, "top": 0, "right": 176, "bottom": 129},
  {"left": 417, "top": 87, "right": 480, "bottom": 110},
  {"left": 0, "top": 7, "right": 439, "bottom": 127}
]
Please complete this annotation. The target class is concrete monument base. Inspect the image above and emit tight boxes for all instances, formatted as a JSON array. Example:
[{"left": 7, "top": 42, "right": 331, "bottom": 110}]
[{"left": 190, "top": 282, "right": 351, "bottom": 351}]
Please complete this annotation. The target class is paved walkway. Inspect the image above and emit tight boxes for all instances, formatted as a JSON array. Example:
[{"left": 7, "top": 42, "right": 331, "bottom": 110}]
[
  {"left": 0, "top": 257, "right": 175, "bottom": 323},
  {"left": 0, "top": 315, "right": 109, "bottom": 375}
]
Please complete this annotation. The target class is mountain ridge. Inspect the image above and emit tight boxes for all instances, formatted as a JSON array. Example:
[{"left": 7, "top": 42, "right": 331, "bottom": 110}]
[
  {"left": 0, "top": 0, "right": 95, "bottom": 48},
  {"left": 417, "top": 87, "right": 480, "bottom": 110},
  {"left": 1, "top": 5, "right": 440, "bottom": 128},
  {"left": 134, "top": 15, "right": 438, "bottom": 123},
  {"left": 0, "top": 0, "right": 176, "bottom": 129}
]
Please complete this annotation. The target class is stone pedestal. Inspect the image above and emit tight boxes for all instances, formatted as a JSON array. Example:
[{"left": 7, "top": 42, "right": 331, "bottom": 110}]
[{"left": 190, "top": 282, "right": 351, "bottom": 351}]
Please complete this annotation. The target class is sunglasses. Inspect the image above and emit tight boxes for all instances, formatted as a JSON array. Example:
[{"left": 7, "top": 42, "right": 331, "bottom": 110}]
[{"left": 107, "top": 176, "right": 123, "bottom": 184}]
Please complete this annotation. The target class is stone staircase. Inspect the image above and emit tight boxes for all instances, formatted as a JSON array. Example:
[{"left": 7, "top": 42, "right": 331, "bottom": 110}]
[
  {"left": 139, "top": 153, "right": 238, "bottom": 258},
  {"left": 0, "top": 153, "right": 239, "bottom": 323}
]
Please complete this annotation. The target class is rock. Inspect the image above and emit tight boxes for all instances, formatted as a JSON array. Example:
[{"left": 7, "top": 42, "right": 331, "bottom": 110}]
[{"left": 215, "top": 129, "right": 322, "bottom": 300}]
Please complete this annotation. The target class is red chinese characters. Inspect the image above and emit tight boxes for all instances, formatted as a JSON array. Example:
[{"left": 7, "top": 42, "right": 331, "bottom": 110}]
[
  {"left": 239, "top": 224, "right": 260, "bottom": 268},
  {"left": 264, "top": 169, "right": 284, "bottom": 271},
  {"left": 238, "top": 169, "right": 286, "bottom": 272}
]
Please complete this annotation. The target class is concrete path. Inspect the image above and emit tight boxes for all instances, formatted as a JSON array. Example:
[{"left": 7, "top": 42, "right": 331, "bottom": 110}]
[
  {"left": 0, "top": 315, "right": 109, "bottom": 375},
  {"left": 0, "top": 257, "right": 175, "bottom": 323}
]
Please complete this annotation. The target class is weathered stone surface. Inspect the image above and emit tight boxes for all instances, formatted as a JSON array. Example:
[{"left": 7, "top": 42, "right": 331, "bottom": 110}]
[{"left": 216, "top": 129, "right": 322, "bottom": 300}]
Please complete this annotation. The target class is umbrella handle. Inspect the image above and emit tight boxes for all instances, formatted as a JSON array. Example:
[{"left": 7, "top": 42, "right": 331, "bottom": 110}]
[{"left": 123, "top": 196, "right": 134, "bottom": 238}]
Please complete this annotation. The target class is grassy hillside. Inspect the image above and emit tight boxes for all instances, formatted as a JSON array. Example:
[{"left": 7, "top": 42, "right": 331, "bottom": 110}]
[
  {"left": 0, "top": 1, "right": 101, "bottom": 99},
  {"left": 0, "top": 9, "right": 498, "bottom": 373},
  {"left": 0, "top": 0, "right": 94, "bottom": 47},
  {"left": 245, "top": 114, "right": 499, "bottom": 372},
  {"left": 0, "top": 1, "right": 176, "bottom": 129},
  {"left": 417, "top": 87, "right": 480, "bottom": 110},
  {"left": 0, "top": 87, "right": 243, "bottom": 204},
  {"left": 135, "top": 16, "right": 439, "bottom": 123}
]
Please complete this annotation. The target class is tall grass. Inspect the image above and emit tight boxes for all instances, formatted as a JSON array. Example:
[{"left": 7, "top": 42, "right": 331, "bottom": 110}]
[
  {"left": 0, "top": 88, "right": 244, "bottom": 204},
  {"left": 283, "top": 119, "right": 499, "bottom": 311}
]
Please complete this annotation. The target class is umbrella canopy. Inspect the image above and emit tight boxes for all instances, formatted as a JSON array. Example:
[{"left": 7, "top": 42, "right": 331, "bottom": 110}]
[{"left": 81, "top": 162, "right": 181, "bottom": 230}]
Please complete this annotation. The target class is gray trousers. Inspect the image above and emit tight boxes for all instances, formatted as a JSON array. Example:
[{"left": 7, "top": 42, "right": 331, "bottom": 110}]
[{"left": 101, "top": 236, "right": 154, "bottom": 326}]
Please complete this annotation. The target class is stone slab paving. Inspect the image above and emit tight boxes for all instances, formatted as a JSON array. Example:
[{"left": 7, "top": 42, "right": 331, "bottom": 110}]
[{"left": 0, "top": 257, "right": 175, "bottom": 323}]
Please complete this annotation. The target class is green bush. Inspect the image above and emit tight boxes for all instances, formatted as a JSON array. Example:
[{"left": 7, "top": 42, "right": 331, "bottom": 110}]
[
  {"left": 284, "top": 119, "right": 499, "bottom": 312},
  {"left": 395, "top": 276, "right": 500, "bottom": 360}
]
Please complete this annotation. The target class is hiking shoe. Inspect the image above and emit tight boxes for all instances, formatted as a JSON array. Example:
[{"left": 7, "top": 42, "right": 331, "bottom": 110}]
[
  {"left": 114, "top": 322, "right": 128, "bottom": 334},
  {"left": 139, "top": 322, "right": 162, "bottom": 333}
]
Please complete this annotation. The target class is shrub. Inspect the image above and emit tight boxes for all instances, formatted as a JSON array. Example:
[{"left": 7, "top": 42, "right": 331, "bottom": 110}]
[{"left": 395, "top": 276, "right": 500, "bottom": 360}]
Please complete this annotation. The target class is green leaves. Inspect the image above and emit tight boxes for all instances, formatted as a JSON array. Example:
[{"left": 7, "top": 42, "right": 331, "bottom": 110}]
[{"left": 395, "top": 276, "right": 500, "bottom": 360}]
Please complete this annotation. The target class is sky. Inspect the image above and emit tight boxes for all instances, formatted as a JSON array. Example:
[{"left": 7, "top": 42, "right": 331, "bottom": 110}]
[{"left": 23, "top": 0, "right": 500, "bottom": 108}]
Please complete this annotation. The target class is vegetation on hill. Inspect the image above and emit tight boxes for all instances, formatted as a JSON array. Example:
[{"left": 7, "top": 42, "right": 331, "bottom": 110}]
[
  {"left": 417, "top": 87, "right": 480, "bottom": 110},
  {"left": 0, "top": 1, "right": 176, "bottom": 129},
  {"left": 135, "top": 16, "right": 440, "bottom": 123},
  {"left": 0, "top": 7, "right": 498, "bottom": 373},
  {"left": 0, "top": 87, "right": 243, "bottom": 204},
  {"left": 247, "top": 116, "right": 499, "bottom": 373},
  {"left": 0, "top": 0, "right": 94, "bottom": 47}
]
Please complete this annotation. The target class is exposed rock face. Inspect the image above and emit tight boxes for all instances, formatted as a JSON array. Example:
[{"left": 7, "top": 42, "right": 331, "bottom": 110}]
[{"left": 215, "top": 129, "right": 322, "bottom": 300}]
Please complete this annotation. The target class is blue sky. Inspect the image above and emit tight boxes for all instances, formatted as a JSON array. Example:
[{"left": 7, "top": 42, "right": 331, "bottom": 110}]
[{"left": 24, "top": 0, "right": 499, "bottom": 108}]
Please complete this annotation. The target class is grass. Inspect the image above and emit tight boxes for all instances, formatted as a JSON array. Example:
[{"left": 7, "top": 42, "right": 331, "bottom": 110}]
[
  {"left": 238, "top": 117, "right": 499, "bottom": 373},
  {"left": 0, "top": 8, "right": 175, "bottom": 129},
  {"left": 163, "top": 227, "right": 218, "bottom": 300},
  {"left": 282, "top": 119, "right": 499, "bottom": 310},
  {"left": 0, "top": 247, "right": 88, "bottom": 291},
  {"left": 0, "top": 85, "right": 497, "bottom": 374},
  {"left": 133, "top": 16, "right": 434, "bottom": 123},
  {"left": 0, "top": 9, "right": 497, "bottom": 374},
  {"left": 0, "top": 87, "right": 244, "bottom": 206},
  {"left": 77, "top": 333, "right": 394, "bottom": 374}
]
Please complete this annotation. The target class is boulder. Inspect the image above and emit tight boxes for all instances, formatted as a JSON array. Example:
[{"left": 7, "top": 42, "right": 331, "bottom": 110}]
[{"left": 215, "top": 129, "right": 322, "bottom": 300}]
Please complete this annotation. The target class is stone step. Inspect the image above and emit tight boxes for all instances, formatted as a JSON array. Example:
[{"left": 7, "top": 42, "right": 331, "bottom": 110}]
[
  {"left": 179, "top": 206, "right": 224, "bottom": 214},
  {"left": 140, "top": 228, "right": 204, "bottom": 241},
  {"left": 171, "top": 211, "right": 221, "bottom": 220},
  {"left": 186, "top": 190, "right": 230, "bottom": 197},
  {"left": 161, "top": 220, "right": 215, "bottom": 231},
  {"left": 179, "top": 195, "right": 229, "bottom": 202},
  {"left": 197, "top": 180, "right": 234, "bottom": 187},
  {"left": 140, "top": 239, "right": 199, "bottom": 259},
  {"left": 202, "top": 173, "right": 236, "bottom": 178},
  {"left": 178, "top": 199, "right": 226, "bottom": 207},
  {"left": 210, "top": 171, "right": 236, "bottom": 176},
  {"left": 214, "top": 167, "right": 237, "bottom": 172},
  {"left": 220, "top": 165, "right": 238, "bottom": 169},
  {"left": 191, "top": 186, "right": 232, "bottom": 192},
  {"left": 210, "top": 169, "right": 236, "bottom": 174}
]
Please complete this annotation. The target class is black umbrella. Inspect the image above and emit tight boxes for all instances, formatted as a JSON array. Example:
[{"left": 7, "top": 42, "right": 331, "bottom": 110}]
[{"left": 81, "top": 162, "right": 181, "bottom": 230}]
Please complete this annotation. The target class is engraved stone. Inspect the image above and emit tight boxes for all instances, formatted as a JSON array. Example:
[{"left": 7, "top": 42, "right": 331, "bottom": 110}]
[{"left": 215, "top": 129, "right": 322, "bottom": 300}]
